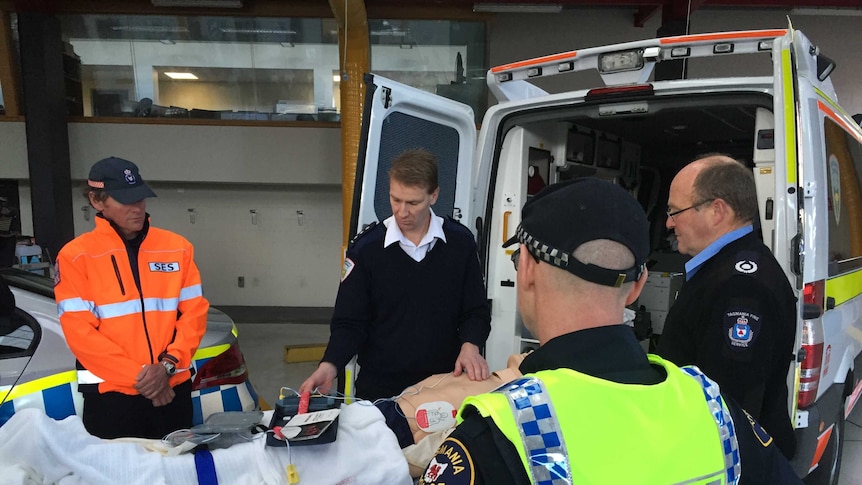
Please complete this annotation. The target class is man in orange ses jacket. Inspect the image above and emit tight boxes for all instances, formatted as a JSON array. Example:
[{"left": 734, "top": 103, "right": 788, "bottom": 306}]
[{"left": 55, "top": 157, "right": 209, "bottom": 439}]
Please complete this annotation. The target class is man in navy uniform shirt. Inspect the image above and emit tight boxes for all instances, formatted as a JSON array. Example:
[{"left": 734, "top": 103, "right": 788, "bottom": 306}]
[{"left": 300, "top": 149, "right": 491, "bottom": 402}]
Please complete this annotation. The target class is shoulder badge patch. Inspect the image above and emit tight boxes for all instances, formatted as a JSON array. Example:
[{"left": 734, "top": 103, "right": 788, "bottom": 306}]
[
  {"left": 341, "top": 257, "right": 355, "bottom": 283},
  {"left": 734, "top": 260, "right": 758, "bottom": 274},
  {"left": 743, "top": 409, "right": 774, "bottom": 447},
  {"left": 419, "top": 437, "right": 475, "bottom": 485},
  {"left": 724, "top": 310, "right": 761, "bottom": 350}
]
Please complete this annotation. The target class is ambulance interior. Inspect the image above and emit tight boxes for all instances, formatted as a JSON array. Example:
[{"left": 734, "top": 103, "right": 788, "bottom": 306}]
[{"left": 486, "top": 91, "right": 777, "bottom": 361}]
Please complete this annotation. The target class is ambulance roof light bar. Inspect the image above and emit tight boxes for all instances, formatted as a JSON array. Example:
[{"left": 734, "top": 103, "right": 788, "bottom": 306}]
[{"left": 487, "top": 29, "right": 787, "bottom": 103}]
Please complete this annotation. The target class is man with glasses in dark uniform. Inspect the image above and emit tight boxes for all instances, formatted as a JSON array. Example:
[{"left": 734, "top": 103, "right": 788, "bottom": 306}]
[{"left": 656, "top": 154, "right": 797, "bottom": 459}]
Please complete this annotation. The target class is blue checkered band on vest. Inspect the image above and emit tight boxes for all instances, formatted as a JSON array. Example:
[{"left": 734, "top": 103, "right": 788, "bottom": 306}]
[
  {"left": 495, "top": 377, "right": 571, "bottom": 485},
  {"left": 517, "top": 226, "right": 570, "bottom": 269},
  {"left": 681, "top": 366, "right": 742, "bottom": 485}
]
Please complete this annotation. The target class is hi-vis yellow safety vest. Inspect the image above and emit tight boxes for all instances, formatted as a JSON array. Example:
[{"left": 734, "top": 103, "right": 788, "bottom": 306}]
[{"left": 461, "top": 355, "right": 740, "bottom": 484}]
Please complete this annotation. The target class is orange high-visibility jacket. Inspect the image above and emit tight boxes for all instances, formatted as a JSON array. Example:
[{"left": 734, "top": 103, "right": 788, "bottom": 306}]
[{"left": 55, "top": 216, "right": 209, "bottom": 395}]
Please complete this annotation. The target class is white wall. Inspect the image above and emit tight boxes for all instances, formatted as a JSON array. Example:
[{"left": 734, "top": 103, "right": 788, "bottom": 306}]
[{"left": 2, "top": 6, "right": 862, "bottom": 309}]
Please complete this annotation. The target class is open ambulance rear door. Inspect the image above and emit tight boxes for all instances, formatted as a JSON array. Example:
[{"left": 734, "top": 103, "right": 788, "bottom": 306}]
[
  {"left": 783, "top": 26, "right": 862, "bottom": 482},
  {"left": 340, "top": 74, "right": 478, "bottom": 398}
]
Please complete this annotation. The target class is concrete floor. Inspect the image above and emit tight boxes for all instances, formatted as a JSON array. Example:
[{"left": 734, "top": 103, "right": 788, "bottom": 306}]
[{"left": 235, "top": 322, "right": 862, "bottom": 484}]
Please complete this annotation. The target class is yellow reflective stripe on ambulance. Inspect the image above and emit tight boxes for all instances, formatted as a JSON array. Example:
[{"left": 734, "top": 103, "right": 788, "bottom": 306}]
[
  {"left": 193, "top": 343, "right": 230, "bottom": 360},
  {"left": 781, "top": 47, "right": 797, "bottom": 185},
  {"left": 826, "top": 270, "right": 862, "bottom": 307},
  {"left": 0, "top": 370, "right": 76, "bottom": 402}
]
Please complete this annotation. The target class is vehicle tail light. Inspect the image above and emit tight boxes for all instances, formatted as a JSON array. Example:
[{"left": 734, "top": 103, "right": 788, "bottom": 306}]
[
  {"left": 798, "top": 282, "right": 825, "bottom": 408},
  {"left": 803, "top": 280, "right": 825, "bottom": 309},
  {"left": 192, "top": 342, "right": 248, "bottom": 390}
]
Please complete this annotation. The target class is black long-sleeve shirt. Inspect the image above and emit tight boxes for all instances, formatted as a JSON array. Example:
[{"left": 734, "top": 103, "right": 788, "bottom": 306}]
[
  {"left": 321, "top": 218, "right": 491, "bottom": 401},
  {"left": 656, "top": 231, "right": 798, "bottom": 459}
]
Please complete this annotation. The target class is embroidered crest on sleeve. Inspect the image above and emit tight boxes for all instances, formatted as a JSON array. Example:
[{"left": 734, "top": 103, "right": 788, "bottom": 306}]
[
  {"left": 724, "top": 310, "right": 761, "bottom": 350},
  {"left": 419, "top": 437, "right": 475, "bottom": 485},
  {"left": 341, "top": 258, "right": 355, "bottom": 283}
]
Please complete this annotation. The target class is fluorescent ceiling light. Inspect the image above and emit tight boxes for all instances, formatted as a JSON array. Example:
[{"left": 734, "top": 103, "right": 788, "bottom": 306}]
[
  {"left": 333, "top": 74, "right": 341, "bottom": 82},
  {"left": 473, "top": 3, "right": 562, "bottom": 13},
  {"left": 370, "top": 29, "right": 408, "bottom": 37},
  {"left": 219, "top": 28, "right": 296, "bottom": 35},
  {"left": 790, "top": 7, "right": 862, "bottom": 16},
  {"left": 112, "top": 25, "right": 189, "bottom": 33},
  {"left": 164, "top": 72, "right": 198, "bottom": 80}
]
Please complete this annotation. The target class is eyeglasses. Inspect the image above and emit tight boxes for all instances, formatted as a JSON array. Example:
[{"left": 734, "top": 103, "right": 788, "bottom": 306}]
[
  {"left": 511, "top": 247, "right": 540, "bottom": 271},
  {"left": 666, "top": 198, "right": 715, "bottom": 221}
]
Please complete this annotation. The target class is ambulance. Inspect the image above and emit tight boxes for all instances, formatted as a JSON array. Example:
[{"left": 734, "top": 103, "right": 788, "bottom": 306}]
[{"left": 350, "top": 25, "right": 862, "bottom": 483}]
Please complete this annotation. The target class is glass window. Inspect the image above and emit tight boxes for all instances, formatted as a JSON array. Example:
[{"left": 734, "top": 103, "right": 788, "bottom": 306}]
[
  {"left": 57, "top": 15, "right": 488, "bottom": 123},
  {"left": 369, "top": 19, "right": 486, "bottom": 123},
  {"left": 59, "top": 14, "right": 340, "bottom": 121},
  {"left": 824, "top": 117, "right": 862, "bottom": 276}
]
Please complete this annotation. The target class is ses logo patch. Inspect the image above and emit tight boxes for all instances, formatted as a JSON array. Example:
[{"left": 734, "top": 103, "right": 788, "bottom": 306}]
[{"left": 149, "top": 262, "right": 180, "bottom": 273}]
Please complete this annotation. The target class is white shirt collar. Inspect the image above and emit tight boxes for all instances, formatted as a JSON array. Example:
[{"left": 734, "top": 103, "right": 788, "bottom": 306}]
[{"left": 383, "top": 209, "right": 447, "bottom": 260}]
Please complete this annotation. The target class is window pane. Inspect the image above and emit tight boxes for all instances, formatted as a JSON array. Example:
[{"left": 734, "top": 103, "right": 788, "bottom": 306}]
[
  {"left": 369, "top": 19, "right": 487, "bottom": 123},
  {"left": 58, "top": 14, "right": 340, "bottom": 121},
  {"left": 824, "top": 117, "right": 862, "bottom": 276}
]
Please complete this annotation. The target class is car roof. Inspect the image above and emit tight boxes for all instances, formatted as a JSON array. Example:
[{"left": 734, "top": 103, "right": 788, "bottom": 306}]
[{"left": 0, "top": 268, "right": 55, "bottom": 298}]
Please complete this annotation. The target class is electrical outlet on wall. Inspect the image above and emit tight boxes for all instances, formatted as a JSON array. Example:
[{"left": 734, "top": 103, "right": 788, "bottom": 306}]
[{"left": 238, "top": 276, "right": 245, "bottom": 288}]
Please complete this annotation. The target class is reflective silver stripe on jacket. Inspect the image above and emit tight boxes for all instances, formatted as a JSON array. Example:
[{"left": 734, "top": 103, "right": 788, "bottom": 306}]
[
  {"left": 76, "top": 370, "right": 104, "bottom": 385},
  {"left": 495, "top": 377, "right": 571, "bottom": 485},
  {"left": 58, "top": 284, "right": 202, "bottom": 320},
  {"left": 682, "top": 365, "right": 742, "bottom": 485}
]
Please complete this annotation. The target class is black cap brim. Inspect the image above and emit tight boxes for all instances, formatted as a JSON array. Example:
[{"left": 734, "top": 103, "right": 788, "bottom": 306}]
[
  {"left": 502, "top": 233, "right": 519, "bottom": 248},
  {"left": 107, "top": 183, "right": 157, "bottom": 205}
]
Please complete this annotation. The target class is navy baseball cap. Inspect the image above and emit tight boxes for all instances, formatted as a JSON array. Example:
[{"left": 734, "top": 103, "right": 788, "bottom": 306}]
[
  {"left": 503, "top": 177, "right": 649, "bottom": 287},
  {"left": 87, "top": 157, "right": 157, "bottom": 204}
]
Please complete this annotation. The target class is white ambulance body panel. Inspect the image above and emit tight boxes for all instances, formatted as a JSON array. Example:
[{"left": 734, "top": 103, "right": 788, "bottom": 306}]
[{"left": 353, "top": 27, "right": 862, "bottom": 483}]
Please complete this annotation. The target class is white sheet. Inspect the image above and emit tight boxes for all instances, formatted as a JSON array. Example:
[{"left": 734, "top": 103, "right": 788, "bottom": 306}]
[{"left": 0, "top": 403, "right": 412, "bottom": 485}]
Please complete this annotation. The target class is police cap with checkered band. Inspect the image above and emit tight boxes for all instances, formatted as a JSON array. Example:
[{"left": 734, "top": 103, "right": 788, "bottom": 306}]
[{"left": 503, "top": 177, "right": 649, "bottom": 287}]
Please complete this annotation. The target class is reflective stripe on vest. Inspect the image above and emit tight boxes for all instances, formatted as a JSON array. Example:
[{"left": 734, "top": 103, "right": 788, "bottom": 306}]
[
  {"left": 495, "top": 377, "right": 570, "bottom": 485},
  {"left": 681, "top": 366, "right": 742, "bottom": 485}
]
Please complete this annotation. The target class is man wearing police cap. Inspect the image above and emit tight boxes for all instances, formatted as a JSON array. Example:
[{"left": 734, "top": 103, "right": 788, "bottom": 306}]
[
  {"left": 55, "top": 156, "right": 209, "bottom": 439},
  {"left": 419, "top": 177, "right": 801, "bottom": 484}
]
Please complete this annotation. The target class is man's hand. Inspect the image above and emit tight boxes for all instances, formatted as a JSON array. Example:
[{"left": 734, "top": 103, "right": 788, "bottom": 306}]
[
  {"left": 453, "top": 342, "right": 490, "bottom": 381},
  {"left": 299, "top": 362, "right": 338, "bottom": 395},
  {"left": 134, "top": 363, "right": 175, "bottom": 406}
]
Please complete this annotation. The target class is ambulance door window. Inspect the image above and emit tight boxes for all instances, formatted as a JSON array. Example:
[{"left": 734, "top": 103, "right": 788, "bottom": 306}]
[
  {"left": 372, "top": 111, "right": 460, "bottom": 221},
  {"left": 823, "top": 117, "right": 862, "bottom": 276}
]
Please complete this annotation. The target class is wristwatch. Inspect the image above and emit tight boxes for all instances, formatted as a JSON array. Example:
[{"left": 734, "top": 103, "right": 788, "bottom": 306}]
[{"left": 161, "top": 359, "right": 177, "bottom": 377}]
